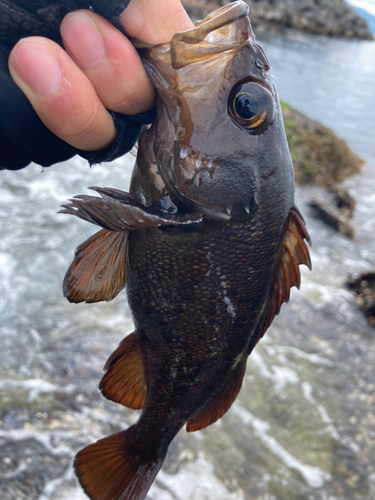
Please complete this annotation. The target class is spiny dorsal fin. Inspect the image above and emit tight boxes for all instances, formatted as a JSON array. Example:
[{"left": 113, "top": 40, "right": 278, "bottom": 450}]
[
  {"left": 63, "top": 229, "right": 129, "bottom": 304},
  {"left": 99, "top": 333, "right": 148, "bottom": 410},
  {"left": 186, "top": 360, "right": 246, "bottom": 432},
  {"left": 255, "top": 205, "right": 311, "bottom": 343}
]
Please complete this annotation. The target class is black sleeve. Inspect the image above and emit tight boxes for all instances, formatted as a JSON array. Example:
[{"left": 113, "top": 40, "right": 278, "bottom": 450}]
[{"left": 0, "top": 0, "right": 154, "bottom": 171}]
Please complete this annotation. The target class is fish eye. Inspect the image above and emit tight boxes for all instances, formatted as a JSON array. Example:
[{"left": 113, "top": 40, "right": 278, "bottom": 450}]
[{"left": 228, "top": 81, "right": 274, "bottom": 134}]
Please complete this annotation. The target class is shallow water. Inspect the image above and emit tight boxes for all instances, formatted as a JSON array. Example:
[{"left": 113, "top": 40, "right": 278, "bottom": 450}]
[{"left": 1, "top": 29, "right": 375, "bottom": 500}]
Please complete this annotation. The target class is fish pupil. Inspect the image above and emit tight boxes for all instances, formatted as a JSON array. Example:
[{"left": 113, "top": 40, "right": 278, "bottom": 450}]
[
  {"left": 235, "top": 93, "right": 258, "bottom": 120},
  {"left": 228, "top": 80, "right": 275, "bottom": 134}
]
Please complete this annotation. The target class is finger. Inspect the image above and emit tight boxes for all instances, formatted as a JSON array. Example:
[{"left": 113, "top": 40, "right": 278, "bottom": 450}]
[
  {"left": 61, "top": 10, "right": 155, "bottom": 116},
  {"left": 8, "top": 37, "right": 117, "bottom": 152},
  {"left": 121, "top": 0, "right": 194, "bottom": 44}
]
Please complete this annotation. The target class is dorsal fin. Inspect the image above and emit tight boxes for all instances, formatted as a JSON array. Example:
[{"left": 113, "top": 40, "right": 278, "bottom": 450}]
[
  {"left": 63, "top": 229, "right": 129, "bottom": 304},
  {"left": 99, "top": 333, "right": 148, "bottom": 410},
  {"left": 253, "top": 205, "right": 311, "bottom": 345},
  {"left": 186, "top": 360, "right": 246, "bottom": 432}
]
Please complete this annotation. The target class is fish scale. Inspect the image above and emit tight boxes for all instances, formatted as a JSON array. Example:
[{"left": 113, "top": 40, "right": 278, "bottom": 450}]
[{"left": 124, "top": 214, "right": 282, "bottom": 433}]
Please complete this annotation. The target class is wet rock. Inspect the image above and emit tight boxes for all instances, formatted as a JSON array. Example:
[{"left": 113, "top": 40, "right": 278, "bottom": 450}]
[
  {"left": 347, "top": 272, "right": 375, "bottom": 327},
  {"left": 331, "top": 186, "right": 356, "bottom": 218},
  {"left": 182, "top": 0, "right": 374, "bottom": 40},
  {"left": 280, "top": 102, "right": 363, "bottom": 188},
  {"left": 309, "top": 187, "right": 355, "bottom": 238}
]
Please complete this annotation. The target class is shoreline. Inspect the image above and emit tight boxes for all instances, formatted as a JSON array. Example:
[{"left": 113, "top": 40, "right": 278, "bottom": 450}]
[{"left": 182, "top": 0, "right": 374, "bottom": 41}]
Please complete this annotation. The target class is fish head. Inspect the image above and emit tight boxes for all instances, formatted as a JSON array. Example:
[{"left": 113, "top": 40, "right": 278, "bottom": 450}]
[{"left": 134, "top": 1, "right": 294, "bottom": 220}]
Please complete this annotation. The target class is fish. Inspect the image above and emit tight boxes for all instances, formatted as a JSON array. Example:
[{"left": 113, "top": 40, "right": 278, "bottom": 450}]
[{"left": 59, "top": 2, "right": 311, "bottom": 500}]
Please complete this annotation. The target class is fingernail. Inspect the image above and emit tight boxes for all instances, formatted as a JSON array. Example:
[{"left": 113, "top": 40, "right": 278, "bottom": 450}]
[
  {"left": 62, "top": 12, "right": 106, "bottom": 70},
  {"left": 11, "top": 40, "right": 62, "bottom": 97}
]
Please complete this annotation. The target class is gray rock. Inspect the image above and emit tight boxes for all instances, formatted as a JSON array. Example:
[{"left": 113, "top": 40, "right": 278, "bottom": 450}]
[
  {"left": 248, "top": 0, "right": 374, "bottom": 39},
  {"left": 309, "top": 198, "right": 355, "bottom": 238},
  {"left": 330, "top": 186, "right": 356, "bottom": 218},
  {"left": 184, "top": 0, "right": 374, "bottom": 40},
  {"left": 347, "top": 271, "right": 375, "bottom": 327},
  {"left": 309, "top": 186, "right": 356, "bottom": 238}
]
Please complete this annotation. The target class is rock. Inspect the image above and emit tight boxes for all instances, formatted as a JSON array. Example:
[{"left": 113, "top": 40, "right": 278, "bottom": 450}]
[
  {"left": 182, "top": 0, "right": 374, "bottom": 40},
  {"left": 281, "top": 102, "right": 363, "bottom": 188},
  {"left": 309, "top": 197, "right": 355, "bottom": 238},
  {"left": 330, "top": 186, "right": 356, "bottom": 218},
  {"left": 308, "top": 186, "right": 356, "bottom": 238},
  {"left": 347, "top": 272, "right": 375, "bottom": 327},
  {"left": 182, "top": 0, "right": 217, "bottom": 18},
  {"left": 248, "top": 0, "right": 373, "bottom": 40}
]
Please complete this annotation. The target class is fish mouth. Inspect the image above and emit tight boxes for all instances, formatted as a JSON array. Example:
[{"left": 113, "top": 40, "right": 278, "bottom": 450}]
[
  {"left": 192, "top": 199, "right": 255, "bottom": 221},
  {"left": 171, "top": 147, "right": 257, "bottom": 221},
  {"left": 195, "top": 204, "right": 231, "bottom": 221}
]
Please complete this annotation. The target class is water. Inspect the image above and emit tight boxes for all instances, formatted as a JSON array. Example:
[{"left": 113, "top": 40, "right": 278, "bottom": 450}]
[
  {"left": 1, "top": 29, "right": 375, "bottom": 500},
  {"left": 257, "top": 31, "right": 375, "bottom": 162}
]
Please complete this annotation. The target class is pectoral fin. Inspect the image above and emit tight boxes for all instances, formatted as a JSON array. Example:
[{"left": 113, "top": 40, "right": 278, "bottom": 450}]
[
  {"left": 253, "top": 205, "right": 311, "bottom": 346},
  {"left": 99, "top": 332, "right": 148, "bottom": 410},
  {"left": 59, "top": 186, "right": 202, "bottom": 231},
  {"left": 63, "top": 229, "right": 129, "bottom": 304},
  {"left": 61, "top": 187, "right": 202, "bottom": 304},
  {"left": 186, "top": 360, "right": 246, "bottom": 432}
]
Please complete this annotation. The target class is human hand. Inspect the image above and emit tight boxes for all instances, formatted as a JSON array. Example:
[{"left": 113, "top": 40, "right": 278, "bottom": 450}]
[{"left": 7, "top": 0, "right": 193, "bottom": 154}]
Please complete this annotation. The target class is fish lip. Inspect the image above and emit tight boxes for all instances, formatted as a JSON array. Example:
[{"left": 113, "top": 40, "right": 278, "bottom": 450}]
[{"left": 189, "top": 196, "right": 256, "bottom": 221}]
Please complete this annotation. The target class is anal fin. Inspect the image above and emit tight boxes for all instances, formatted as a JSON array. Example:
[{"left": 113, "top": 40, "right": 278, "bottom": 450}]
[
  {"left": 63, "top": 228, "right": 129, "bottom": 304},
  {"left": 186, "top": 360, "right": 247, "bottom": 432},
  {"left": 99, "top": 332, "right": 148, "bottom": 410}
]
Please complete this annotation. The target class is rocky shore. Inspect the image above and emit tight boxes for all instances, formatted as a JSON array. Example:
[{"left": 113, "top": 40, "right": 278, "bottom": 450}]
[
  {"left": 279, "top": 107, "right": 373, "bottom": 326},
  {"left": 280, "top": 100, "right": 362, "bottom": 239},
  {"left": 182, "top": 0, "right": 373, "bottom": 40},
  {"left": 281, "top": 101, "right": 363, "bottom": 188}
]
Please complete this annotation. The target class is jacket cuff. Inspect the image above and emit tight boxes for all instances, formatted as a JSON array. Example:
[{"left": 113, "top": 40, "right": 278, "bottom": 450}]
[{"left": 78, "top": 108, "right": 155, "bottom": 165}]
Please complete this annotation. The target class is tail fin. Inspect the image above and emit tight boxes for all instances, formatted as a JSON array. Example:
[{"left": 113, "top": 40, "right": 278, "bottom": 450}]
[{"left": 74, "top": 425, "right": 165, "bottom": 500}]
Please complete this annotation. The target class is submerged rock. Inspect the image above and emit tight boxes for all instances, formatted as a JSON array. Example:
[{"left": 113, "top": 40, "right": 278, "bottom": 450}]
[
  {"left": 182, "top": 0, "right": 373, "bottom": 40},
  {"left": 347, "top": 272, "right": 375, "bottom": 327}
]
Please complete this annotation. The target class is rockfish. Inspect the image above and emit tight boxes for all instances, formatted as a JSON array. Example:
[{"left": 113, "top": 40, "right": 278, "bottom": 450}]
[{"left": 60, "top": 2, "right": 311, "bottom": 499}]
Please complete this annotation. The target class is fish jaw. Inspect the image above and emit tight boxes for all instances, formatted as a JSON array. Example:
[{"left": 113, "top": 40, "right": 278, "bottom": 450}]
[
  {"left": 135, "top": 1, "right": 293, "bottom": 221},
  {"left": 154, "top": 120, "right": 261, "bottom": 220}
]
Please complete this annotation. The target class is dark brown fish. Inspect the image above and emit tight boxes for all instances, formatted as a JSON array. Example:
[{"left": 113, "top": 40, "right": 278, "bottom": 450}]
[{"left": 60, "top": 2, "right": 311, "bottom": 499}]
